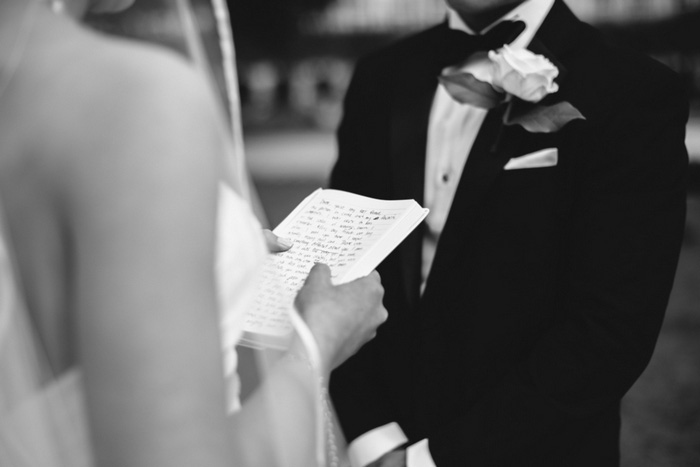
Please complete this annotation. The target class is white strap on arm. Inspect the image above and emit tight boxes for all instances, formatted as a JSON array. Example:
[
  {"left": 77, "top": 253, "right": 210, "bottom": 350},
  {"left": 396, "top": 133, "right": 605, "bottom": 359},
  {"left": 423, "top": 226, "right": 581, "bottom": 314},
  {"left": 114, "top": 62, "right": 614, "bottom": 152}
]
[{"left": 348, "top": 422, "right": 408, "bottom": 467}]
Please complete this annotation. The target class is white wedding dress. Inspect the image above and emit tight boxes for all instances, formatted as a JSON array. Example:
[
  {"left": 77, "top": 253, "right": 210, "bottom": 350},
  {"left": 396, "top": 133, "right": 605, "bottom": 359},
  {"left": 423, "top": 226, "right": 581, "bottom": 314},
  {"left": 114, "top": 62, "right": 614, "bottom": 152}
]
[{"left": 0, "top": 185, "right": 268, "bottom": 466}]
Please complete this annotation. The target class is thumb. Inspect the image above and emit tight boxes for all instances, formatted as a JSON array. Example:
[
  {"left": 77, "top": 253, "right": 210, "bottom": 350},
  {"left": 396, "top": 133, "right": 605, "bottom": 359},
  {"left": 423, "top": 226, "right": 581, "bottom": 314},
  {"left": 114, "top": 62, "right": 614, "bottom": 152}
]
[
  {"left": 305, "top": 262, "right": 332, "bottom": 287},
  {"left": 263, "top": 229, "right": 293, "bottom": 253}
]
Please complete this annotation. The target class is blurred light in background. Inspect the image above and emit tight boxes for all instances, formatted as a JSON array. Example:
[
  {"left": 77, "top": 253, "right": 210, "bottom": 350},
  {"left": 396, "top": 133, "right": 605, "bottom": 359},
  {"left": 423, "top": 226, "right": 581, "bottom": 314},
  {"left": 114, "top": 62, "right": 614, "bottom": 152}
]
[{"left": 230, "top": 0, "right": 700, "bottom": 185}]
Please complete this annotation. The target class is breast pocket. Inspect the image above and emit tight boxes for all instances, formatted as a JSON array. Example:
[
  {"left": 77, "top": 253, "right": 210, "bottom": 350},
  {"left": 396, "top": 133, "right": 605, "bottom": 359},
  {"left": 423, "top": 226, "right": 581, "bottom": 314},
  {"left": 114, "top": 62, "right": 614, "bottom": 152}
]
[
  {"left": 504, "top": 148, "right": 558, "bottom": 170},
  {"left": 494, "top": 147, "right": 562, "bottom": 215}
]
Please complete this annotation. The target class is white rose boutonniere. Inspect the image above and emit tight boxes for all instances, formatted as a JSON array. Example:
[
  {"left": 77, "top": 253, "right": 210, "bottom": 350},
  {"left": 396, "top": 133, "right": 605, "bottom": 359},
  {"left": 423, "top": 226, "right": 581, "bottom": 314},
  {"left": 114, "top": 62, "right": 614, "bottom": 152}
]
[
  {"left": 488, "top": 45, "right": 559, "bottom": 102},
  {"left": 438, "top": 45, "right": 585, "bottom": 135}
]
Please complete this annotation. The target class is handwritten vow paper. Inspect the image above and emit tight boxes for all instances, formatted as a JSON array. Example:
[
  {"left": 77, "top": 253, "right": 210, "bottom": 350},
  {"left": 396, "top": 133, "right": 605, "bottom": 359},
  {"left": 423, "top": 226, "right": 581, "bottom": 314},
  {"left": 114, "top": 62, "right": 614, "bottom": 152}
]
[{"left": 240, "top": 189, "right": 428, "bottom": 349}]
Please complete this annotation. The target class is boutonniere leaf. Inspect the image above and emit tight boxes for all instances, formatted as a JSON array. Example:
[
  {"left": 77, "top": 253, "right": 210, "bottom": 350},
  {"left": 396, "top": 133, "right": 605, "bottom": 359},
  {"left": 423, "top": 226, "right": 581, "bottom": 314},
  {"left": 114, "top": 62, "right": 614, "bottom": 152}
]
[
  {"left": 504, "top": 101, "right": 585, "bottom": 133},
  {"left": 438, "top": 73, "right": 502, "bottom": 109}
]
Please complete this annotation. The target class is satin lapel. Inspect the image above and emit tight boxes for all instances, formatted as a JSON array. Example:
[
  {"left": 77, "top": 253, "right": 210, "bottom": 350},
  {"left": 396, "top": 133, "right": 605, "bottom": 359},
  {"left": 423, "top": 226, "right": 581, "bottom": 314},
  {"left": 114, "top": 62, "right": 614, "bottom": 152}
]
[
  {"left": 450, "top": 103, "right": 522, "bottom": 216},
  {"left": 421, "top": 0, "right": 584, "bottom": 302},
  {"left": 390, "top": 79, "right": 434, "bottom": 206},
  {"left": 390, "top": 23, "right": 452, "bottom": 203},
  {"left": 390, "top": 26, "right": 447, "bottom": 306},
  {"left": 421, "top": 103, "right": 525, "bottom": 301}
]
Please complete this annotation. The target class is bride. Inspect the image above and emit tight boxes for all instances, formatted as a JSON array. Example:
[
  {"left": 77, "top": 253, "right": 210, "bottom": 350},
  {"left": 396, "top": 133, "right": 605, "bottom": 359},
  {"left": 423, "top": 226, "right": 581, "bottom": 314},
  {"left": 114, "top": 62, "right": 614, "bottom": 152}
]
[{"left": 0, "top": 0, "right": 387, "bottom": 466}]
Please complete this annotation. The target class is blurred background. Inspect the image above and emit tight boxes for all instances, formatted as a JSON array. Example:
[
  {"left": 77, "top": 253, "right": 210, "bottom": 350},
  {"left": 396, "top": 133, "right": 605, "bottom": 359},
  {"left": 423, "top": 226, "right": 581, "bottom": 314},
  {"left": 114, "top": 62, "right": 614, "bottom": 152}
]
[{"left": 231, "top": 1, "right": 700, "bottom": 465}]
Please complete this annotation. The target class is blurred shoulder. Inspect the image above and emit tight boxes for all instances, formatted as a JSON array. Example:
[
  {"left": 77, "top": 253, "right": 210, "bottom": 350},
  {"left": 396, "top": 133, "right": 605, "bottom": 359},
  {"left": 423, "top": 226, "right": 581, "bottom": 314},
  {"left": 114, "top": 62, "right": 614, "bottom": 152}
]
[
  {"left": 24, "top": 21, "right": 226, "bottom": 206},
  {"left": 69, "top": 26, "right": 217, "bottom": 130},
  {"left": 562, "top": 21, "right": 689, "bottom": 181},
  {"left": 574, "top": 21, "right": 687, "bottom": 108},
  {"left": 36, "top": 22, "right": 224, "bottom": 168}
]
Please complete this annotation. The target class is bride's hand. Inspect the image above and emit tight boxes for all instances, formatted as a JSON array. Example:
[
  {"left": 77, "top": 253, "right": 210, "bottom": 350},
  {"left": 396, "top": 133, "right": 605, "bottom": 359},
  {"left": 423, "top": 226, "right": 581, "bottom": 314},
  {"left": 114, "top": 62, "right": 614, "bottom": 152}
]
[
  {"left": 263, "top": 229, "right": 293, "bottom": 253},
  {"left": 294, "top": 263, "right": 388, "bottom": 372}
]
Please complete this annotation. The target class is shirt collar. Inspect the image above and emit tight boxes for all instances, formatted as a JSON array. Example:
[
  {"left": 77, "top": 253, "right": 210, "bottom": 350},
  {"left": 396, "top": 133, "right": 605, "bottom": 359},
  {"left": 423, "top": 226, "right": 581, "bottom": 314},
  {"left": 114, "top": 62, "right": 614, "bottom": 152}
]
[{"left": 447, "top": 0, "right": 555, "bottom": 48}]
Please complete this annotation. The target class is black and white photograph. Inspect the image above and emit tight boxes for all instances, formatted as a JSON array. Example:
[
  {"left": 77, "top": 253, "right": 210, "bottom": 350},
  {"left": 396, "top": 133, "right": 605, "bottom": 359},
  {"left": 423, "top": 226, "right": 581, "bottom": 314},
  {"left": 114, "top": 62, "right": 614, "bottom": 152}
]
[{"left": 1, "top": 0, "right": 698, "bottom": 466}]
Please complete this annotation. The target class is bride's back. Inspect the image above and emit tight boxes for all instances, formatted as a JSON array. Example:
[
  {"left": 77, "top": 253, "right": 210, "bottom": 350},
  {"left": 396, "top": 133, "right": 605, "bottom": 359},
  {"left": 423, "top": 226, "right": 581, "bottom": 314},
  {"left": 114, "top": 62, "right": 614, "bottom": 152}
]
[
  {"left": 0, "top": 7, "right": 109, "bottom": 375},
  {"left": 0, "top": 4, "right": 222, "bottom": 374},
  {"left": 0, "top": 3, "right": 236, "bottom": 466}
]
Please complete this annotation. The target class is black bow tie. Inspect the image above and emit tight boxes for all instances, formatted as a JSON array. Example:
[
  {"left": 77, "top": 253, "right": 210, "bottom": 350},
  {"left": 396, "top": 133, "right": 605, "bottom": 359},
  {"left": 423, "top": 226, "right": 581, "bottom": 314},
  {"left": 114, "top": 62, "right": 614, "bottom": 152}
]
[{"left": 436, "top": 20, "right": 526, "bottom": 69}]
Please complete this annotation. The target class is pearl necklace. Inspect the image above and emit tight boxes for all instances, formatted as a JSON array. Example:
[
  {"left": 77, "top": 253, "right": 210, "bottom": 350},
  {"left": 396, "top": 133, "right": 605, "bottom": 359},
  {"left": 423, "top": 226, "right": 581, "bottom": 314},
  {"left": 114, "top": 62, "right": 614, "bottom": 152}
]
[{"left": 0, "top": 1, "right": 40, "bottom": 104}]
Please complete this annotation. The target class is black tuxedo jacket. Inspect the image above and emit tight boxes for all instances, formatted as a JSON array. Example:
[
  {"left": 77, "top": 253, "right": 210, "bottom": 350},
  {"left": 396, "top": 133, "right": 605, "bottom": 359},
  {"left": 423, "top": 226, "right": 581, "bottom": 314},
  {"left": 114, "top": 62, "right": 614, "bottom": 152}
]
[{"left": 328, "top": 1, "right": 689, "bottom": 465}]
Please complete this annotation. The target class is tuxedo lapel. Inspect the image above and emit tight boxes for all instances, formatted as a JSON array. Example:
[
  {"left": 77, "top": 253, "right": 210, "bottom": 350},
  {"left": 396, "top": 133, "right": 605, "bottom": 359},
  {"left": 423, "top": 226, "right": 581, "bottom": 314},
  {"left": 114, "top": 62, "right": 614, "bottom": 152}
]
[
  {"left": 389, "top": 25, "right": 450, "bottom": 306},
  {"left": 390, "top": 23, "right": 456, "bottom": 204},
  {"left": 420, "top": 103, "right": 525, "bottom": 302},
  {"left": 421, "top": 0, "right": 584, "bottom": 302},
  {"left": 390, "top": 82, "right": 432, "bottom": 307},
  {"left": 450, "top": 103, "right": 523, "bottom": 215},
  {"left": 389, "top": 76, "right": 434, "bottom": 206}
]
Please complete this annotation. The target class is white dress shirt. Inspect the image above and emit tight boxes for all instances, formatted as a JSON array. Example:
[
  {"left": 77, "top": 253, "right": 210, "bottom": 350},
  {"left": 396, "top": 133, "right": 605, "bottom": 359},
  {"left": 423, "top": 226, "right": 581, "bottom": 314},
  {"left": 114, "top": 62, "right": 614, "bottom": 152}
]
[{"left": 347, "top": 1, "right": 555, "bottom": 465}]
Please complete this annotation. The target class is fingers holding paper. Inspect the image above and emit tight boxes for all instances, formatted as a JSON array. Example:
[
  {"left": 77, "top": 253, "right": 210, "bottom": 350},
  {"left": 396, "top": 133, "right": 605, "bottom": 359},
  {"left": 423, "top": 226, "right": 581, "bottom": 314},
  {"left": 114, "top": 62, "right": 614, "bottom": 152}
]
[
  {"left": 294, "top": 263, "right": 388, "bottom": 373},
  {"left": 263, "top": 229, "right": 293, "bottom": 253}
]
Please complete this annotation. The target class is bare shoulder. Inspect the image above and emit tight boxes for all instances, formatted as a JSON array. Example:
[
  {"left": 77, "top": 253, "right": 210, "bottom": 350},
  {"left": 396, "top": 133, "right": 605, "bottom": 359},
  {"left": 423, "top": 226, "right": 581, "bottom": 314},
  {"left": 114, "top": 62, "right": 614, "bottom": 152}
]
[
  {"left": 57, "top": 28, "right": 222, "bottom": 154},
  {"left": 83, "top": 33, "right": 216, "bottom": 117},
  {"left": 30, "top": 24, "right": 226, "bottom": 207}
]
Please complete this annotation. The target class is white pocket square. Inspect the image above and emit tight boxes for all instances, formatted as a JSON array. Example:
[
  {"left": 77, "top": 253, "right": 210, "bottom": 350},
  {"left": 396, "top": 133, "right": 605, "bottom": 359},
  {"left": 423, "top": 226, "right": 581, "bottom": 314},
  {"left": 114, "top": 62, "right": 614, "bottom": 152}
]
[{"left": 504, "top": 148, "right": 558, "bottom": 170}]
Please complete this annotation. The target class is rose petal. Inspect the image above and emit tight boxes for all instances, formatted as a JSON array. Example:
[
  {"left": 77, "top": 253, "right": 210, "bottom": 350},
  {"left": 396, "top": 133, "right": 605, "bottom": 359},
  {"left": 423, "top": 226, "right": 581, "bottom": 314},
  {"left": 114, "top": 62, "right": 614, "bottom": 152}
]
[
  {"left": 499, "top": 45, "right": 558, "bottom": 76},
  {"left": 518, "top": 74, "right": 559, "bottom": 102},
  {"left": 489, "top": 46, "right": 559, "bottom": 103}
]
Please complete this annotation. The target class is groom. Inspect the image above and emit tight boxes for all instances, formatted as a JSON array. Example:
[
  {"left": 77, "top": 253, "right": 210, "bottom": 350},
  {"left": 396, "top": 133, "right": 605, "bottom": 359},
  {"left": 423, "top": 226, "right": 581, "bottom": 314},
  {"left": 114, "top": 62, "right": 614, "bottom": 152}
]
[{"left": 328, "top": 0, "right": 689, "bottom": 465}]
